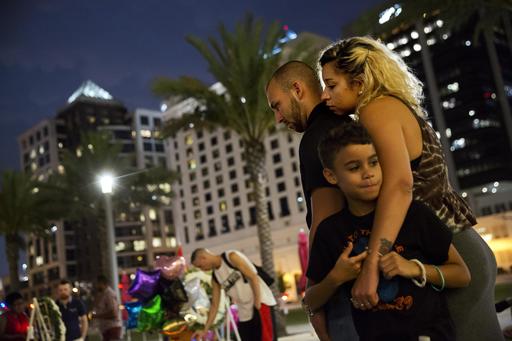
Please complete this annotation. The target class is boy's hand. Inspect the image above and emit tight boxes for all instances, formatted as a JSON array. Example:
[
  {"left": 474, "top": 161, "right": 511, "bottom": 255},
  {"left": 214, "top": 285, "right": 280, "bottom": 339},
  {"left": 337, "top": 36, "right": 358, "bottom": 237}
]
[
  {"left": 327, "top": 242, "right": 367, "bottom": 285},
  {"left": 379, "top": 252, "right": 421, "bottom": 279}
]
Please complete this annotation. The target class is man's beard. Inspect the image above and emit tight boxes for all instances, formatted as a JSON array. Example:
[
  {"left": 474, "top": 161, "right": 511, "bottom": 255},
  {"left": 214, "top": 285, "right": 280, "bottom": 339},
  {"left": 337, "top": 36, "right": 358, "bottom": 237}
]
[{"left": 289, "top": 98, "right": 306, "bottom": 133}]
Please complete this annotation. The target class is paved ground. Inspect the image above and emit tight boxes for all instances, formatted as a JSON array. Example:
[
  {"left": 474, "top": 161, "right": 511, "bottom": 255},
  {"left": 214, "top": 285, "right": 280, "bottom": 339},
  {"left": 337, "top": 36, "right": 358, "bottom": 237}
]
[{"left": 279, "top": 309, "right": 512, "bottom": 341}]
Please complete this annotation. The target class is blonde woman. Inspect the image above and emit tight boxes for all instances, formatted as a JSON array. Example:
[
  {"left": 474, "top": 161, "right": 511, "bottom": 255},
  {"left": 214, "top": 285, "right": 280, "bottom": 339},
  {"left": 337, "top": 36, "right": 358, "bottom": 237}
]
[{"left": 304, "top": 36, "right": 502, "bottom": 340}]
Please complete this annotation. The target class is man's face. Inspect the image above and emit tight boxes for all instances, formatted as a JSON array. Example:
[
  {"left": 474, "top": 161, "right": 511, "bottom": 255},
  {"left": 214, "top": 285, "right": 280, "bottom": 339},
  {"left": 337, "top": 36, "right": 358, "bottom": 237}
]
[
  {"left": 192, "top": 253, "right": 212, "bottom": 271},
  {"left": 266, "top": 80, "right": 306, "bottom": 133},
  {"left": 58, "top": 283, "right": 72, "bottom": 300}
]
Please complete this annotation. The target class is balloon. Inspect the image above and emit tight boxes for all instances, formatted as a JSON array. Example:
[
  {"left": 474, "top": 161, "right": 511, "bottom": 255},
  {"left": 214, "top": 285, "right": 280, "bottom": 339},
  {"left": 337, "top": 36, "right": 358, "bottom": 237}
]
[
  {"left": 155, "top": 256, "right": 186, "bottom": 280},
  {"left": 161, "top": 318, "right": 188, "bottom": 336},
  {"left": 125, "top": 301, "right": 142, "bottom": 330},
  {"left": 137, "top": 295, "right": 164, "bottom": 332},
  {"left": 182, "top": 277, "right": 210, "bottom": 312},
  {"left": 160, "top": 279, "right": 188, "bottom": 314},
  {"left": 128, "top": 269, "right": 161, "bottom": 302}
]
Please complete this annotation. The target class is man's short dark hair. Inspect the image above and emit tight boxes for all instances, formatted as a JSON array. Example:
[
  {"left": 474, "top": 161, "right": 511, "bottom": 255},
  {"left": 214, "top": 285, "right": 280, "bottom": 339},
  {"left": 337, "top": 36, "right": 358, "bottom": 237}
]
[
  {"left": 267, "top": 60, "right": 322, "bottom": 95},
  {"left": 190, "top": 248, "right": 206, "bottom": 264},
  {"left": 59, "top": 279, "right": 72, "bottom": 286},
  {"left": 318, "top": 121, "right": 372, "bottom": 169},
  {"left": 97, "top": 275, "right": 109, "bottom": 284},
  {"left": 5, "top": 292, "right": 23, "bottom": 307}
]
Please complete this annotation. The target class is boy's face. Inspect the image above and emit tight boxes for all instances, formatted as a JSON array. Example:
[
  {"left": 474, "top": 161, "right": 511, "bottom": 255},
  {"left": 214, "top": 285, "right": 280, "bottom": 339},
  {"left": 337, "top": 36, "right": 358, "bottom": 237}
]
[{"left": 324, "top": 143, "right": 382, "bottom": 202}]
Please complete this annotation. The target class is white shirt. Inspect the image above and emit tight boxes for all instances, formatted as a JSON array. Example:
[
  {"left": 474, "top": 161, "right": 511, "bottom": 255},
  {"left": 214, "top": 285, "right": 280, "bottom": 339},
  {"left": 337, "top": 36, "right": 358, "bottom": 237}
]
[{"left": 213, "top": 250, "right": 276, "bottom": 321}]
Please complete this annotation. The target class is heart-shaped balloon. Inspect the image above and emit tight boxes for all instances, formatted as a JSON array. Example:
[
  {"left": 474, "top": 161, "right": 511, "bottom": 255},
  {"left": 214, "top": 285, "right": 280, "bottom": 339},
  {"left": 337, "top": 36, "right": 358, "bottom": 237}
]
[
  {"left": 155, "top": 256, "right": 186, "bottom": 280},
  {"left": 128, "top": 269, "right": 161, "bottom": 302}
]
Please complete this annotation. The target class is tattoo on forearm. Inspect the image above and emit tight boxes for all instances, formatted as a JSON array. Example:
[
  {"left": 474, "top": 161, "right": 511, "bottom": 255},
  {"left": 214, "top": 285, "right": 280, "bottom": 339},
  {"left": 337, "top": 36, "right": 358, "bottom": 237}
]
[{"left": 379, "top": 238, "right": 393, "bottom": 255}]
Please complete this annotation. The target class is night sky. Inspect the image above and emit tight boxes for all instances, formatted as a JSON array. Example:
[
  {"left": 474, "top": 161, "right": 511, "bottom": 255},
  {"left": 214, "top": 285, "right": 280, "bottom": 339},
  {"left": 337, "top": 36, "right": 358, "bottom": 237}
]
[{"left": 0, "top": 0, "right": 383, "bottom": 277}]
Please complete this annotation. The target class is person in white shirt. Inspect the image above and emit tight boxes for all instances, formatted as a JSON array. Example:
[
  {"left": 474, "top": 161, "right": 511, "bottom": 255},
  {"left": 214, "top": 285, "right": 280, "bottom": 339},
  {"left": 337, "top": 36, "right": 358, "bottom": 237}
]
[{"left": 191, "top": 248, "right": 276, "bottom": 341}]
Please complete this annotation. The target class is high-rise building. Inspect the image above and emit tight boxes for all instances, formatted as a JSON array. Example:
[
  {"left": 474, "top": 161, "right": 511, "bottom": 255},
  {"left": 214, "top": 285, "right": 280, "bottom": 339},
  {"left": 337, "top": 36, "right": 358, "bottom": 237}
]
[
  {"left": 343, "top": 3, "right": 512, "bottom": 215},
  {"left": 17, "top": 81, "right": 176, "bottom": 297}
]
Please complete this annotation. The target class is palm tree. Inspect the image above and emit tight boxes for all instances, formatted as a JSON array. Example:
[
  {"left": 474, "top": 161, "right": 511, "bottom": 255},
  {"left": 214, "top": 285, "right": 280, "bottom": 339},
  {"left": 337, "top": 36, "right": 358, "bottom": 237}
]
[
  {"left": 153, "top": 13, "right": 316, "bottom": 335},
  {"left": 0, "top": 171, "right": 62, "bottom": 291},
  {"left": 49, "top": 131, "right": 176, "bottom": 278},
  {"left": 154, "top": 14, "right": 281, "bottom": 283}
]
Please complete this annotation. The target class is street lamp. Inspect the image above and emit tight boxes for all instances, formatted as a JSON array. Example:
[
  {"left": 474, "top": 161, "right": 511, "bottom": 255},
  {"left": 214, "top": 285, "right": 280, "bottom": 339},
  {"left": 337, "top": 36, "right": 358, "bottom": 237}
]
[{"left": 98, "top": 173, "right": 120, "bottom": 302}]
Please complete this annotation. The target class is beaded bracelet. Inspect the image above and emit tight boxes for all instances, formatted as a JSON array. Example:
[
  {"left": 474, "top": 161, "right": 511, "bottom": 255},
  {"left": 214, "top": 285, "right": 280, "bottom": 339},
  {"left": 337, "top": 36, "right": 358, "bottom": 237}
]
[
  {"left": 410, "top": 259, "right": 427, "bottom": 288},
  {"left": 431, "top": 265, "right": 445, "bottom": 292}
]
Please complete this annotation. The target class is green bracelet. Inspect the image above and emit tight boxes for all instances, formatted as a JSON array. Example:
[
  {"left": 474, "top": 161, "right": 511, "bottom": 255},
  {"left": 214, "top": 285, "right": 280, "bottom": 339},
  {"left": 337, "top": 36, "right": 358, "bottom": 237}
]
[{"left": 431, "top": 265, "right": 445, "bottom": 292}]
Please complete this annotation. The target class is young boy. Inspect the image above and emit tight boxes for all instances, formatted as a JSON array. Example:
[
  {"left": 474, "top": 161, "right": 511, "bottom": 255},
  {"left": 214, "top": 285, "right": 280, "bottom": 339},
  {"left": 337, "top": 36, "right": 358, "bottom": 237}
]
[{"left": 305, "top": 122, "right": 471, "bottom": 340}]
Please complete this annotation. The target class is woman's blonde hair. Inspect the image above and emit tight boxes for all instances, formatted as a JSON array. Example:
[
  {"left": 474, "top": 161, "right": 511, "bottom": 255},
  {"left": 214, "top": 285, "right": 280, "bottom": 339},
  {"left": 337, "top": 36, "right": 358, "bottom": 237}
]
[{"left": 318, "top": 36, "right": 425, "bottom": 117}]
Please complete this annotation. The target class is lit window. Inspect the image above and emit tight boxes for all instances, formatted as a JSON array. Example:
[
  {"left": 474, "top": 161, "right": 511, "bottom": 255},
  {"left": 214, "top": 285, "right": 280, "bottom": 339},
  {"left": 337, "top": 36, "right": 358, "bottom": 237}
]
[
  {"left": 446, "top": 82, "right": 459, "bottom": 93},
  {"left": 426, "top": 38, "right": 436, "bottom": 46},
  {"left": 149, "top": 209, "right": 157, "bottom": 221},
  {"left": 141, "top": 129, "right": 152, "bottom": 138},
  {"left": 36, "top": 256, "right": 44, "bottom": 266},
  {"left": 188, "top": 159, "right": 197, "bottom": 170},
  {"left": 185, "top": 135, "right": 194, "bottom": 145},
  {"left": 399, "top": 49, "right": 411, "bottom": 57},
  {"left": 450, "top": 138, "right": 466, "bottom": 151},
  {"left": 219, "top": 201, "right": 227, "bottom": 211},
  {"left": 152, "top": 238, "right": 162, "bottom": 248},
  {"left": 116, "top": 242, "right": 126, "bottom": 252},
  {"left": 134, "top": 240, "right": 146, "bottom": 251}
]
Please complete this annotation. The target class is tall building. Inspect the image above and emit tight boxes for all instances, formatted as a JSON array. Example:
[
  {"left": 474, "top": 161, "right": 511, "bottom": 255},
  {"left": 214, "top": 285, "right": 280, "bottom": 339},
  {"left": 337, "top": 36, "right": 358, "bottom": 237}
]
[
  {"left": 17, "top": 81, "right": 176, "bottom": 297},
  {"left": 344, "top": 3, "right": 512, "bottom": 214}
]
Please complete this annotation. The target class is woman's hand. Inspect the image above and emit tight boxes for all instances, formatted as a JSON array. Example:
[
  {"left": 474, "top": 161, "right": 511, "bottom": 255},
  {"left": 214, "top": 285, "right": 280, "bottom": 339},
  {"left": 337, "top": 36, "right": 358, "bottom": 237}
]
[
  {"left": 351, "top": 255, "right": 380, "bottom": 309},
  {"left": 379, "top": 252, "right": 421, "bottom": 279}
]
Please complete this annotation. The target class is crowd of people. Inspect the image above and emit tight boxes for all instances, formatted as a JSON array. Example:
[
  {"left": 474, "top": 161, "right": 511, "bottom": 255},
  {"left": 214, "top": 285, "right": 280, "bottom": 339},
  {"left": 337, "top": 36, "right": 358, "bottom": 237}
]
[
  {"left": 1, "top": 35, "right": 505, "bottom": 341},
  {"left": 0, "top": 275, "right": 122, "bottom": 341}
]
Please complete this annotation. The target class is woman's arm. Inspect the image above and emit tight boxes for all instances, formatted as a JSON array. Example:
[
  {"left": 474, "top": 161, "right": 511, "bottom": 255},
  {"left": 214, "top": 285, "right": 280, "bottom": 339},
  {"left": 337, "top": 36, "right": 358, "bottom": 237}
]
[
  {"left": 379, "top": 244, "right": 471, "bottom": 288},
  {"left": 353, "top": 98, "right": 415, "bottom": 305}
]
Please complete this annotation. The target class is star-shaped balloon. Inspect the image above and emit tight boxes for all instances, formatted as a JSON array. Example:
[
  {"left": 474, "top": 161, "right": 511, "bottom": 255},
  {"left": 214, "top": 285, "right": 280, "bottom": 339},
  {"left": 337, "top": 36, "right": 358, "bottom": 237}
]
[{"left": 128, "top": 269, "right": 161, "bottom": 302}]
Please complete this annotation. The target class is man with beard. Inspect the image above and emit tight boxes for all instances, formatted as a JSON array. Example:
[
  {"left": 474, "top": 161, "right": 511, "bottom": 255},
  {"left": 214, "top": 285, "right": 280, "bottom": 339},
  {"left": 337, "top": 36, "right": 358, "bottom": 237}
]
[
  {"left": 266, "top": 61, "right": 356, "bottom": 341},
  {"left": 57, "top": 279, "right": 88, "bottom": 341}
]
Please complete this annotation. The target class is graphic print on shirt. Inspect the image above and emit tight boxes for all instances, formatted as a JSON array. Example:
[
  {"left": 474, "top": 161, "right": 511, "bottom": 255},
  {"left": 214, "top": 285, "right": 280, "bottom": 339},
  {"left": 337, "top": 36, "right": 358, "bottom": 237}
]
[
  {"left": 348, "top": 228, "right": 412, "bottom": 310},
  {"left": 221, "top": 270, "right": 243, "bottom": 292}
]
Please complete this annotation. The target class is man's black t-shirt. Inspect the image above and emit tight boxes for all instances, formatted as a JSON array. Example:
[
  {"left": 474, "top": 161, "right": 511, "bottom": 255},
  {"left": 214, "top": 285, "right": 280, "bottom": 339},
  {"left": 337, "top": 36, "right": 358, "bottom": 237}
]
[
  {"left": 57, "top": 297, "right": 86, "bottom": 341},
  {"left": 299, "top": 103, "right": 351, "bottom": 228},
  {"left": 307, "top": 201, "right": 456, "bottom": 341}
]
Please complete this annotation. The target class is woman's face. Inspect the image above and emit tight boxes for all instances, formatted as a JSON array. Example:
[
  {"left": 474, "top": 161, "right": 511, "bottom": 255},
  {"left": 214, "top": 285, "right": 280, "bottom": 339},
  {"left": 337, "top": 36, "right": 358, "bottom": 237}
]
[
  {"left": 321, "top": 61, "right": 361, "bottom": 115},
  {"left": 11, "top": 299, "right": 25, "bottom": 313}
]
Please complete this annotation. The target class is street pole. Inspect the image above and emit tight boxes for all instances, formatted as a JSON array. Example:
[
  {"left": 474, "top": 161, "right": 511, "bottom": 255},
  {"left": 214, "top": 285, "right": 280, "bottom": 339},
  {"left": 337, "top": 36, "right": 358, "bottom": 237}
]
[
  {"left": 99, "top": 173, "right": 120, "bottom": 303},
  {"left": 104, "top": 192, "right": 120, "bottom": 303}
]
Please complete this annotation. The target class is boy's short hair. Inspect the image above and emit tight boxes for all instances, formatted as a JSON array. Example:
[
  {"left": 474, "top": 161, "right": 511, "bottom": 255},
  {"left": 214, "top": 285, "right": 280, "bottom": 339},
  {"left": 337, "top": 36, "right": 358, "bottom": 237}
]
[{"left": 318, "top": 121, "right": 372, "bottom": 169}]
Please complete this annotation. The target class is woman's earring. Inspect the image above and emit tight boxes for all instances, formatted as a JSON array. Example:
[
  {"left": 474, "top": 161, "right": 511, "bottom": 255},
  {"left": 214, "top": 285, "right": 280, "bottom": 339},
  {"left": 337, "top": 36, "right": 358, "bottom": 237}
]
[{"left": 358, "top": 90, "right": 363, "bottom": 96}]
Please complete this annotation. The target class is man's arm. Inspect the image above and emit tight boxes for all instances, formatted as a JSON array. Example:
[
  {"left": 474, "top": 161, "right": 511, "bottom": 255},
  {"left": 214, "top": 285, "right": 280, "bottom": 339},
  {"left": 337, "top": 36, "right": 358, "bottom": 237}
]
[
  {"left": 201, "top": 278, "right": 221, "bottom": 333},
  {"left": 79, "top": 314, "right": 89, "bottom": 339},
  {"left": 229, "top": 252, "right": 261, "bottom": 309},
  {"left": 309, "top": 187, "right": 344, "bottom": 246}
]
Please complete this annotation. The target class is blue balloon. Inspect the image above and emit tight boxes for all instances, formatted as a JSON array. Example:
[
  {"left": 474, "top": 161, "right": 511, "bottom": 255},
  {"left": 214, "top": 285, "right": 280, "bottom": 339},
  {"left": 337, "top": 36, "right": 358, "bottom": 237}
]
[{"left": 125, "top": 301, "right": 142, "bottom": 330}]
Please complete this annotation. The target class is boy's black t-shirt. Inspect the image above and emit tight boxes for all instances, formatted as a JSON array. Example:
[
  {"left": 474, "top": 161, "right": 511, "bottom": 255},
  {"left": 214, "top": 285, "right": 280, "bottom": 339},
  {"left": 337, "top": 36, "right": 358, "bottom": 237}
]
[
  {"left": 299, "top": 103, "right": 351, "bottom": 228},
  {"left": 307, "top": 201, "right": 456, "bottom": 341}
]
